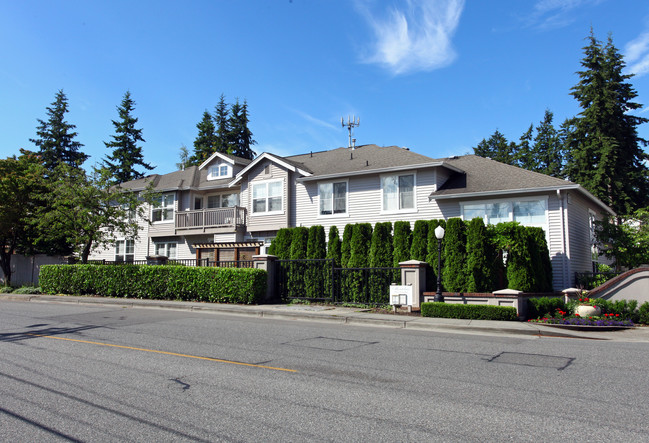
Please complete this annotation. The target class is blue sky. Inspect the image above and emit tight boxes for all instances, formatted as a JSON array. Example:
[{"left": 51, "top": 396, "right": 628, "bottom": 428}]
[{"left": 2, "top": 0, "right": 649, "bottom": 174}]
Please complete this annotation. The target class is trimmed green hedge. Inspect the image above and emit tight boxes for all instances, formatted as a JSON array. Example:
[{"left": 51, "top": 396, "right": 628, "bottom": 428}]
[
  {"left": 421, "top": 302, "right": 518, "bottom": 321},
  {"left": 40, "top": 264, "right": 267, "bottom": 304}
]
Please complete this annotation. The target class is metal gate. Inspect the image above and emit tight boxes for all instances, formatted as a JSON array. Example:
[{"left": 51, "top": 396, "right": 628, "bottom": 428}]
[{"left": 276, "top": 259, "right": 401, "bottom": 305}]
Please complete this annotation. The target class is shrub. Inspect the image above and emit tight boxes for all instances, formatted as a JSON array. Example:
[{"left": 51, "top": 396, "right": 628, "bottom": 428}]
[
  {"left": 341, "top": 224, "right": 354, "bottom": 268},
  {"left": 426, "top": 219, "right": 446, "bottom": 289},
  {"left": 369, "top": 222, "right": 394, "bottom": 303},
  {"left": 12, "top": 286, "right": 41, "bottom": 294},
  {"left": 288, "top": 227, "right": 309, "bottom": 298},
  {"left": 410, "top": 220, "right": 428, "bottom": 262},
  {"left": 442, "top": 218, "right": 467, "bottom": 292},
  {"left": 528, "top": 227, "right": 553, "bottom": 292},
  {"left": 421, "top": 302, "right": 518, "bottom": 321},
  {"left": 392, "top": 221, "right": 412, "bottom": 267},
  {"left": 326, "top": 225, "right": 342, "bottom": 268},
  {"left": 39, "top": 264, "right": 266, "bottom": 304},
  {"left": 1, "top": 286, "right": 14, "bottom": 293},
  {"left": 493, "top": 222, "right": 536, "bottom": 292},
  {"left": 348, "top": 223, "right": 373, "bottom": 302},
  {"left": 465, "top": 217, "right": 496, "bottom": 292},
  {"left": 527, "top": 297, "right": 566, "bottom": 319},
  {"left": 269, "top": 228, "right": 293, "bottom": 259},
  {"left": 306, "top": 225, "right": 327, "bottom": 299}
]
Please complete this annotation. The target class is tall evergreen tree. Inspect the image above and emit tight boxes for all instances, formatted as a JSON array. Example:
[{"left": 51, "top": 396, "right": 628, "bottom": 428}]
[
  {"left": 532, "top": 109, "right": 564, "bottom": 178},
  {"left": 214, "top": 94, "right": 230, "bottom": 155},
  {"left": 465, "top": 218, "right": 496, "bottom": 292},
  {"left": 566, "top": 31, "right": 649, "bottom": 218},
  {"left": 326, "top": 226, "right": 342, "bottom": 267},
  {"left": 103, "top": 91, "right": 153, "bottom": 184},
  {"left": 189, "top": 110, "right": 218, "bottom": 165},
  {"left": 473, "top": 130, "right": 517, "bottom": 165},
  {"left": 516, "top": 124, "right": 535, "bottom": 170},
  {"left": 30, "top": 90, "right": 87, "bottom": 170},
  {"left": 410, "top": 220, "right": 428, "bottom": 261},
  {"left": 228, "top": 99, "right": 256, "bottom": 160},
  {"left": 442, "top": 218, "right": 467, "bottom": 292}
]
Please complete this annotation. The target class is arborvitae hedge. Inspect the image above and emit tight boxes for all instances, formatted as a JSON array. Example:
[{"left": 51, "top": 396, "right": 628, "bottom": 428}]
[
  {"left": 410, "top": 220, "right": 428, "bottom": 262},
  {"left": 426, "top": 219, "right": 446, "bottom": 289},
  {"left": 528, "top": 227, "right": 553, "bottom": 292},
  {"left": 288, "top": 227, "right": 309, "bottom": 297},
  {"left": 494, "top": 222, "right": 536, "bottom": 292},
  {"left": 347, "top": 223, "right": 373, "bottom": 302},
  {"left": 369, "top": 222, "right": 394, "bottom": 303},
  {"left": 326, "top": 225, "right": 342, "bottom": 268},
  {"left": 442, "top": 218, "right": 467, "bottom": 292},
  {"left": 40, "top": 264, "right": 266, "bottom": 304},
  {"left": 306, "top": 225, "right": 327, "bottom": 299},
  {"left": 341, "top": 224, "right": 354, "bottom": 268},
  {"left": 269, "top": 228, "right": 293, "bottom": 259},
  {"left": 392, "top": 221, "right": 412, "bottom": 267},
  {"left": 465, "top": 217, "right": 496, "bottom": 292}
]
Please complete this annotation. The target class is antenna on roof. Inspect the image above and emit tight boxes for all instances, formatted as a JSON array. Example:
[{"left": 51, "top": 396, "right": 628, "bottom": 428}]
[{"left": 341, "top": 115, "right": 360, "bottom": 150}]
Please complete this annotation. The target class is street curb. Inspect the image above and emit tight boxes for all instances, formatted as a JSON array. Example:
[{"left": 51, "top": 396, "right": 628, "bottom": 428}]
[{"left": 2, "top": 293, "right": 645, "bottom": 341}]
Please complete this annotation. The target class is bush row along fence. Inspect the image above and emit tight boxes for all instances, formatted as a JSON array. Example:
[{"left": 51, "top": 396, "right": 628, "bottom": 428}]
[
  {"left": 275, "top": 258, "right": 401, "bottom": 305},
  {"left": 39, "top": 264, "right": 266, "bottom": 304}
]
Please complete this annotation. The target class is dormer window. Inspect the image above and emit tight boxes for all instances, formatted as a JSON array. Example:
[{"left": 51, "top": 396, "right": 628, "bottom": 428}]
[{"left": 208, "top": 163, "right": 232, "bottom": 180}]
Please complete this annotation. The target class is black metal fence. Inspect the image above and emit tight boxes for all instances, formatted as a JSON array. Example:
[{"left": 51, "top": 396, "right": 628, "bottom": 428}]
[
  {"left": 574, "top": 271, "right": 621, "bottom": 290},
  {"left": 276, "top": 259, "right": 401, "bottom": 305}
]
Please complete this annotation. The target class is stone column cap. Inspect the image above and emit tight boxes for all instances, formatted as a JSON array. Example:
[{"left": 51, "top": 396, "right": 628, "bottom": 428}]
[
  {"left": 398, "top": 260, "right": 427, "bottom": 267},
  {"left": 493, "top": 288, "right": 523, "bottom": 295}
]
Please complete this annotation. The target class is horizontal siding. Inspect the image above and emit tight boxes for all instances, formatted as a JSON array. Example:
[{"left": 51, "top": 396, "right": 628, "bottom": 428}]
[
  {"left": 567, "top": 192, "right": 594, "bottom": 276},
  {"left": 245, "top": 160, "right": 290, "bottom": 233}
]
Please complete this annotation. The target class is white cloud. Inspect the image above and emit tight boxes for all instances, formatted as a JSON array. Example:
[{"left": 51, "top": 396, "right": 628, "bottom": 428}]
[
  {"left": 625, "top": 31, "right": 649, "bottom": 78},
  {"left": 526, "top": 0, "right": 604, "bottom": 30},
  {"left": 356, "top": 0, "right": 465, "bottom": 75}
]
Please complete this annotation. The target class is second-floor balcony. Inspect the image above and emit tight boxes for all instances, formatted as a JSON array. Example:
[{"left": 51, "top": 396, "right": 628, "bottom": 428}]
[{"left": 175, "top": 206, "right": 246, "bottom": 233}]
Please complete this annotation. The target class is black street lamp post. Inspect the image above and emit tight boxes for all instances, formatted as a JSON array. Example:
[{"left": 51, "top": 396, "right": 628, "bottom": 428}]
[{"left": 434, "top": 225, "right": 445, "bottom": 302}]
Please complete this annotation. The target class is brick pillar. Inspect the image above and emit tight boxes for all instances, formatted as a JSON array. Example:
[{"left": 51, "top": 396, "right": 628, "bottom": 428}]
[
  {"left": 399, "top": 260, "right": 428, "bottom": 310},
  {"left": 253, "top": 254, "right": 278, "bottom": 303}
]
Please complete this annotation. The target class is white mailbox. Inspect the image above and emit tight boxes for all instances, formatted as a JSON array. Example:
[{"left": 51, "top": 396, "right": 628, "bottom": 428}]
[{"left": 389, "top": 284, "right": 413, "bottom": 306}]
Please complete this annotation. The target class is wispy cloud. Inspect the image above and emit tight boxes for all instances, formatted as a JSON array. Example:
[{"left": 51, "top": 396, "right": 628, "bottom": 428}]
[
  {"left": 291, "top": 109, "right": 339, "bottom": 130},
  {"left": 525, "top": 0, "right": 604, "bottom": 30},
  {"left": 625, "top": 31, "right": 649, "bottom": 78},
  {"left": 356, "top": 0, "right": 465, "bottom": 75}
]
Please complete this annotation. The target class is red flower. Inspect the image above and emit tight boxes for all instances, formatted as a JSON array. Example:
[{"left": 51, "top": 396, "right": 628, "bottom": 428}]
[
  {"left": 615, "top": 314, "right": 619, "bottom": 317},
  {"left": 575, "top": 313, "right": 580, "bottom": 317}
]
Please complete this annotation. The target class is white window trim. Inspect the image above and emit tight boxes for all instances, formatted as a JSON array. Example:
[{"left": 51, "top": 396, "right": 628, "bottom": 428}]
[
  {"left": 208, "top": 163, "right": 232, "bottom": 180},
  {"left": 154, "top": 241, "right": 177, "bottom": 259},
  {"left": 379, "top": 172, "right": 418, "bottom": 215},
  {"left": 460, "top": 195, "right": 549, "bottom": 229},
  {"left": 317, "top": 179, "right": 349, "bottom": 219},
  {"left": 115, "top": 239, "right": 135, "bottom": 262},
  {"left": 250, "top": 178, "right": 284, "bottom": 216},
  {"left": 152, "top": 192, "right": 175, "bottom": 224}
]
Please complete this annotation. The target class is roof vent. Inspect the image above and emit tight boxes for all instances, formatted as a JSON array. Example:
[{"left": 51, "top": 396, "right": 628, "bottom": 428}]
[
  {"left": 449, "top": 155, "right": 458, "bottom": 159},
  {"left": 403, "top": 147, "right": 409, "bottom": 151}
]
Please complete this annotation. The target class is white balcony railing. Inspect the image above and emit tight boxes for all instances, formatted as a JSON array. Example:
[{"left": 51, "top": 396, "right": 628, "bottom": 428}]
[{"left": 175, "top": 206, "right": 246, "bottom": 231}]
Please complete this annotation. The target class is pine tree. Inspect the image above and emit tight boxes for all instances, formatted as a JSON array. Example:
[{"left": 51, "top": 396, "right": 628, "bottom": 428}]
[
  {"left": 566, "top": 31, "right": 649, "bottom": 218},
  {"left": 473, "top": 130, "right": 517, "bottom": 165},
  {"left": 532, "top": 109, "right": 564, "bottom": 178},
  {"left": 516, "top": 124, "right": 535, "bottom": 170},
  {"left": 189, "top": 110, "right": 217, "bottom": 165},
  {"left": 30, "top": 90, "right": 87, "bottom": 170},
  {"left": 228, "top": 99, "right": 256, "bottom": 160},
  {"left": 103, "top": 91, "right": 153, "bottom": 184},
  {"left": 213, "top": 94, "right": 230, "bottom": 155}
]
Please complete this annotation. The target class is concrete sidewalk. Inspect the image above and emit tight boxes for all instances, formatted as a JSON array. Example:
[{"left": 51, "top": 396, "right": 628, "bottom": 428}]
[{"left": 2, "top": 293, "right": 648, "bottom": 342}]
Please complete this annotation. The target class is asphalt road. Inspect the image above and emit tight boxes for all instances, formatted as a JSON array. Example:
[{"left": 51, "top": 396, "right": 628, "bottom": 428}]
[{"left": 1, "top": 301, "right": 648, "bottom": 442}]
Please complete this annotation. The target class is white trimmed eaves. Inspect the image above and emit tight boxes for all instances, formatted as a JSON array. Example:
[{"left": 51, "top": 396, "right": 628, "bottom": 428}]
[
  {"left": 229, "top": 152, "right": 312, "bottom": 186},
  {"left": 429, "top": 184, "right": 615, "bottom": 216},
  {"left": 296, "top": 162, "right": 460, "bottom": 183},
  {"left": 198, "top": 152, "right": 236, "bottom": 170}
]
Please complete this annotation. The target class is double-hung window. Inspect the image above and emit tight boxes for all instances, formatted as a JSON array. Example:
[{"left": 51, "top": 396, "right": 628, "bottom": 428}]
[
  {"left": 115, "top": 240, "right": 134, "bottom": 262},
  {"left": 319, "top": 181, "right": 347, "bottom": 216},
  {"left": 381, "top": 174, "right": 415, "bottom": 212},
  {"left": 155, "top": 242, "right": 177, "bottom": 259},
  {"left": 152, "top": 193, "right": 174, "bottom": 222},
  {"left": 208, "top": 163, "right": 231, "bottom": 180},
  {"left": 252, "top": 180, "right": 282, "bottom": 214}
]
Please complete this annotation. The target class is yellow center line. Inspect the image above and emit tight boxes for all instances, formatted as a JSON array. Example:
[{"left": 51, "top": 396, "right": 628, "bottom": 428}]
[{"left": 26, "top": 333, "right": 297, "bottom": 373}]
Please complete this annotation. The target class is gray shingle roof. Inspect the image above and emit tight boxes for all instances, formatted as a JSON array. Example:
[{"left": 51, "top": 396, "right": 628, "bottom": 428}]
[
  {"left": 429, "top": 155, "right": 575, "bottom": 199},
  {"left": 284, "top": 144, "right": 437, "bottom": 176}
]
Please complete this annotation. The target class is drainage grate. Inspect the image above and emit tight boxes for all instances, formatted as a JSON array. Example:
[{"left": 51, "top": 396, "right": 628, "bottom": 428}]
[
  {"left": 486, "top": 352, "right": 574, "bottom": 370},
  {"left": 285, "top": 336, "right": 378, "bottom": 352}
]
